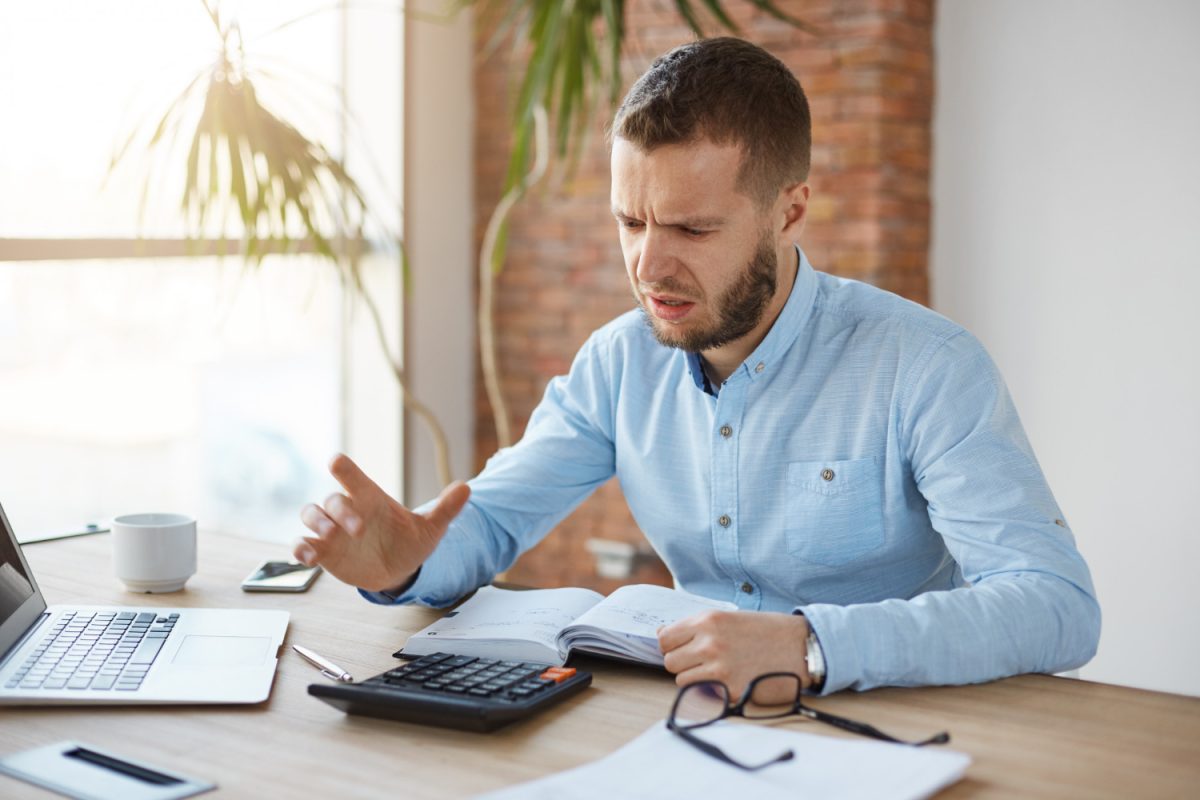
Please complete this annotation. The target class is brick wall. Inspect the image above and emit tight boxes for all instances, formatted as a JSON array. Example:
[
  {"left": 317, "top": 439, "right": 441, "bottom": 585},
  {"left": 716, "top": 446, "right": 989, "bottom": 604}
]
[{"left": 472, "top": 0, "right": 934, "bottom": 591}]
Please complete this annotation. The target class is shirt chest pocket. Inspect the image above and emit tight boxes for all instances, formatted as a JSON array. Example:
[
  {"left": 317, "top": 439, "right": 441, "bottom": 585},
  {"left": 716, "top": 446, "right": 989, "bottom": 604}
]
[{"left": 784, "top": 457, "right": 885, "bottom": 567}]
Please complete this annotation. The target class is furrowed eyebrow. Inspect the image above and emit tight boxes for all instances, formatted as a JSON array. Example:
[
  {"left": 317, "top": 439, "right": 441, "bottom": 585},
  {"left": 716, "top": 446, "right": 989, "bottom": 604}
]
[
  {"left": 610, "top": 208, "right": 725, "bottom": 228},
  {"left": 668, "top": 216, "right": 725, "bottom": 229}
]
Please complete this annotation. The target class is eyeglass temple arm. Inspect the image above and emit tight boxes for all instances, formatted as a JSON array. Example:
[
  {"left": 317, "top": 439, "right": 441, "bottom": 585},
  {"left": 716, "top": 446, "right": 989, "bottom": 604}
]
[
  {"left": 801, "top": 707, "right": 950, "bottom": 747},
  {"left": 671, "top": 724, "right": 795, "bottom": 771}
]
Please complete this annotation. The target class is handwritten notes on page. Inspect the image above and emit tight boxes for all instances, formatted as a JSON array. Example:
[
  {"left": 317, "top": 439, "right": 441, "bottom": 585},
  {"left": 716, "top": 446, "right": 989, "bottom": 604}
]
[
  {"left": 401, "top": 583, "right": 740, "bottom": 666},
  {"left": 561, "top": 584, "right": 737, "bottom": 665}
]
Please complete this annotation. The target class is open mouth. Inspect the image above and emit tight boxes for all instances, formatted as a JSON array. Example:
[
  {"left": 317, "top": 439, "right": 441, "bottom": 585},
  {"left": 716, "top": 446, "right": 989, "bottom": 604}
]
[{"left": 646, "top": 293, "right": 696, "bottom": 322}]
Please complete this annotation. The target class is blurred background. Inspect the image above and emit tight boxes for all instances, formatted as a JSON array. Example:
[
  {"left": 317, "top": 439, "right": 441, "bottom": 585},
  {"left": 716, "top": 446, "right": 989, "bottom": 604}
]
[{"left": 1, "top": 1, "right": 1196, "bottom": 697}]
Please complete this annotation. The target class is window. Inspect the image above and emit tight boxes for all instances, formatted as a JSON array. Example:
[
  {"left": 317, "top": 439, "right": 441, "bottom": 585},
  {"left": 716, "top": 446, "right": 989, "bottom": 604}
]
[{"left": 0, "top": 1, "right": 403, "bottom": 542}]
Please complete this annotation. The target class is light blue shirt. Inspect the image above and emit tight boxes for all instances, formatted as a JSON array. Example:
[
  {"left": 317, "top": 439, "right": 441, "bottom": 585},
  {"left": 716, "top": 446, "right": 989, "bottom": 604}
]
[{"left": 373, "top": 247, "right": 1100, "bottom": 694}]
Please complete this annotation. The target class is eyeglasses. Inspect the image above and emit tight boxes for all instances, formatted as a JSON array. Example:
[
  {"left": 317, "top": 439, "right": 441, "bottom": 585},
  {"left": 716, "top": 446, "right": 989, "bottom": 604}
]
[{"left": 667, "top": 672, "right": 950, "bottom": 771}]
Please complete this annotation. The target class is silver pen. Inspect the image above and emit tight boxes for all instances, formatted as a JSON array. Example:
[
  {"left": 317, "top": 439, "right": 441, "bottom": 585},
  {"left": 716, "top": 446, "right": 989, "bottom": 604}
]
[{"left": 293, "top": 644, "right": 355, "bottom": 683}]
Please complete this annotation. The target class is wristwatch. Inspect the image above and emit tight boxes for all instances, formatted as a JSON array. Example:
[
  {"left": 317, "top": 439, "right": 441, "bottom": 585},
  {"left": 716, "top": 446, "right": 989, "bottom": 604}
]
[{"left": 805, "top": 628, "right": 826, "bottom": 692}]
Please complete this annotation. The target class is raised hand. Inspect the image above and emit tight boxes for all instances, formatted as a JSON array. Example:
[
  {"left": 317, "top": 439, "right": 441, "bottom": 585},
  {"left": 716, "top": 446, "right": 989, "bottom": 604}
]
[{"left": 295, "top": 453, "right": 470, "bottom": 593}]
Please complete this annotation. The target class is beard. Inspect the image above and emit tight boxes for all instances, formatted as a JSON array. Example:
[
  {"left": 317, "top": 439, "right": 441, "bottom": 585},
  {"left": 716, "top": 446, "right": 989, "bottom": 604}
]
[{"left": 637, "top": 232, "right": 778, "bottom": 353}]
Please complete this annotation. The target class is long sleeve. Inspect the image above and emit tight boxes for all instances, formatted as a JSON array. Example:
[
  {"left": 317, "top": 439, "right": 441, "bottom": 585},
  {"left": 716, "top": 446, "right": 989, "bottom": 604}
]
[
  {"left": 799, "top": 330, "right": 1101, "bottom": 693},
  {"left": 365, "top": 331, "right": 619, "bottom": 608}
]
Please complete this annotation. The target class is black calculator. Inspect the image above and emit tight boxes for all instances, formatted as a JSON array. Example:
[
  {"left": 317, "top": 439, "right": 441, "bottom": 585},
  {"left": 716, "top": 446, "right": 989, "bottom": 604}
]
[{"left": 307, "top": 652, "right": 592, "bottom": 732}]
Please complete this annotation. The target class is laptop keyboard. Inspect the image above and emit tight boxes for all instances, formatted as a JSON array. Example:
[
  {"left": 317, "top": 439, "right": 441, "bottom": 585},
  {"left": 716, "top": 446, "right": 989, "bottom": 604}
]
[{"left": 4, "top": 610, "right": 179, "bottom": 691}]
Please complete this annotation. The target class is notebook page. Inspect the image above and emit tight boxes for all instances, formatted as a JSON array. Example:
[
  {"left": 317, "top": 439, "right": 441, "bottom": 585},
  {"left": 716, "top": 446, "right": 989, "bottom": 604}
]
[
  {"left": 561, "top": 584, "right": 737, "bottom": 663},
  {"left": 402, "top": 586, "right": 604, "bottom": 663}
]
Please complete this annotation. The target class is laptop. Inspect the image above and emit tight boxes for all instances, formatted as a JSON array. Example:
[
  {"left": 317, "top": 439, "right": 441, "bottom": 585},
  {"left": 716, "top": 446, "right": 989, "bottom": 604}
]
[{"left": 0, "top": 502, "right": 289, "bottom": 705}]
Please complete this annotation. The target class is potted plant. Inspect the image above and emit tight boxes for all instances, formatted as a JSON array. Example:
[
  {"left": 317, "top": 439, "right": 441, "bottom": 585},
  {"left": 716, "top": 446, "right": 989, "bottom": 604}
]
[
  {"left": 470, "top": 0, "right": 815, "bottom": 446},
  {"left": 110, "top": 0, "right": 454, "bottom": 485},
  {"left": 112, "top": 0, "right": 812, "bottom": 482}
]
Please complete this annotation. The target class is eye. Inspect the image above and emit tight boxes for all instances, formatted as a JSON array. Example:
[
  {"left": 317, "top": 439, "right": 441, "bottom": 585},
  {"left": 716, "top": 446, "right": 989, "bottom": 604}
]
[
  {"left": 683, "top": 227, "right": 709, "bottom": 237},
  {"left": 619, "top": 219, "right": 644, "bottom": 231}
]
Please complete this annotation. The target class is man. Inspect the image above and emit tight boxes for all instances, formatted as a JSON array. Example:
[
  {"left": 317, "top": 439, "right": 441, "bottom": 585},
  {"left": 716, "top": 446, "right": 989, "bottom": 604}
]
[{"left": 296, "top": 38, "right": 1100, "bottom": 699}]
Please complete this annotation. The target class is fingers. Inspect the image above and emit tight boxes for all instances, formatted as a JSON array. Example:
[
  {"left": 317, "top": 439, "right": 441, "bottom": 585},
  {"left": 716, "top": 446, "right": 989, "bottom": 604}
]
[
  {"left": 673, "top": 662, "right": 721, "bottom": 691},
  {"left": 658, "top": 610, "right": 709, "bottom": 653},
  {"left": 329, "top": 453, "right": 384, "bottom": 499},
  {"left": 295, "top": 528, "right": 347, "bottom": 568},
  {"left": 659, "top": 611, "right": 742, "bottom": 688},
  {"left": 300, "top": 502, "right": 335, "bottom": 537},
  {"left": 298, "top": 455, "right": 465, "bottom": 587},
  {"left": 659, "top": 615, "right": 704, "bottom": 675},
  {"left": 657, "top": 618, "right": 700, "bottom": 652},
  {"left": 296, "top": 494, "right": 359, "bottom": 567},
  {"left": 663, "top": 642, "right": 705, "bottom": 676},
  {"left": 422, "top": 481, "right": 471, "bottom": 533},
  {"left": 293, "top": 538, "right": 319, "bottom": 566},
  {"left": 296, "top": 503, "right": 336, "bottom": 566},
  {"left": 322, "top": 492, "right": 362, "bottom": 535}
]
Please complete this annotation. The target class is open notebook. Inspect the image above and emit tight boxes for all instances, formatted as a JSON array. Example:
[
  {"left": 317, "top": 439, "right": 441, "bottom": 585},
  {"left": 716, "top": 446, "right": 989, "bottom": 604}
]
[{"left": 400, "top": 584, "right": 736, "bottom": 667}]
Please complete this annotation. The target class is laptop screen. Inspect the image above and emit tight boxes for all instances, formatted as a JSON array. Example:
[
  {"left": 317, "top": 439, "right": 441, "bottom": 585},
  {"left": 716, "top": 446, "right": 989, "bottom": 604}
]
[
  {"left": 0, "top": 531, "right": 35, "bottom": 619},
  {"left": 0, "top": 503, "right": 48, "bottom": 663}
]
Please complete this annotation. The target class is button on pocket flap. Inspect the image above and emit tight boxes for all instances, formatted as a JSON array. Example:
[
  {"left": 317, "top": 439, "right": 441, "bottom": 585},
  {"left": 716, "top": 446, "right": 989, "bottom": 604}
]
[{"left": 787, "top": 457, "right": 879, "bottom": 496}]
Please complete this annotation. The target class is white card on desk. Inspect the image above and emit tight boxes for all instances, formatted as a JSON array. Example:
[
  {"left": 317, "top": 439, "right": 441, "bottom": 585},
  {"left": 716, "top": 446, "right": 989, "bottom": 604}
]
[
  {"left": 474, "top": 721, "right": 971, "bottom": 800},
  {"left": 0, "top": 740, "right": 215, "bottom": 800}
]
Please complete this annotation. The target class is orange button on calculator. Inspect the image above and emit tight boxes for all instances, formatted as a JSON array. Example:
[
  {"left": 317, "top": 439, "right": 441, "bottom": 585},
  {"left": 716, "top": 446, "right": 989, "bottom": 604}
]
[{"left": 539, "top": 666, "right": 577, "bottom": 683}]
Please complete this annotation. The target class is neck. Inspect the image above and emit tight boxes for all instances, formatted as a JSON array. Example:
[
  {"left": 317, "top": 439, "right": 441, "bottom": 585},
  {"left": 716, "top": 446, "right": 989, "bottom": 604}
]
[{"left": 701, "top": 245, "right": 799, "bottom": 385}]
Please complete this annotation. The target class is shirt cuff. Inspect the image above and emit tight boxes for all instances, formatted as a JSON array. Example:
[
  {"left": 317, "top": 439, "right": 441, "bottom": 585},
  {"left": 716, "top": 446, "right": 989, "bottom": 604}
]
[
  {"left": 793, "top": 608, "right": 829, "bottom": 695},
  {"left": 358, "top": 566, "right": 423, "bottom": 605},
  {"left": 794, "top": 604, "right": 853, "bottom": 695}
]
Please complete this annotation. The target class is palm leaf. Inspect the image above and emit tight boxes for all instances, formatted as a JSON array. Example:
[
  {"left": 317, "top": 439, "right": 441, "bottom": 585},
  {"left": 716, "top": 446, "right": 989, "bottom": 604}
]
[
  {"left": 670, "top": 0, "right": 705, "bottom": 38},
  {"left": 699, "top": 0, "right": 739, "bottom": 33},
  {"left": 746, "top": 0, "right": 822, "bottom": 35},
  {"left": 487, "top": 0, "right": 815, "bottom": 268}
]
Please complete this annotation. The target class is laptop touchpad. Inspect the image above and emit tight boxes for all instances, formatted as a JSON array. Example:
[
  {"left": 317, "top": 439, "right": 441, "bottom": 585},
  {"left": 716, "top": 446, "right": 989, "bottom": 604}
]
[{"left": 172, "top": 635, "right": 270, "bottom": 668}]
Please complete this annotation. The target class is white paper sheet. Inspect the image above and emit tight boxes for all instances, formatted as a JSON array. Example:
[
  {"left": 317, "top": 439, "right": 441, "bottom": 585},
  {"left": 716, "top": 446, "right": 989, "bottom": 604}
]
[{"left": 475, "top": 721, "right": 971, "bottom": 800}]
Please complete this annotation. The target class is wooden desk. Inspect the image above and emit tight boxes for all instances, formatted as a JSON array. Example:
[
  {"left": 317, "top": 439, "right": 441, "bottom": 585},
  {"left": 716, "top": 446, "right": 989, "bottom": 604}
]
[{"left": 3, "top": 530, "right": 1198, "bottom": 798}]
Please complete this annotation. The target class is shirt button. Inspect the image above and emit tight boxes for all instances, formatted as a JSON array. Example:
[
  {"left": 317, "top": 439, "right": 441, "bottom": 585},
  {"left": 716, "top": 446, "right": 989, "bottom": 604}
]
[
  {"left": 718, "top": 515, "right": 731, "bottom": 528},
  {"left": 821, "top": 468, "right": 835, "bottom": 481},
  {"left": 719, "top": 425, "right": 733, "bottom": 438},
  {"left": 1054, "top": 519, "right": 1066, "bottom": 527},
  {"left": 754, "top": 362, "right": 765, "bottom": 373},
  {"left": 740, "top": 582, "right": 753, "bottom": 594}
]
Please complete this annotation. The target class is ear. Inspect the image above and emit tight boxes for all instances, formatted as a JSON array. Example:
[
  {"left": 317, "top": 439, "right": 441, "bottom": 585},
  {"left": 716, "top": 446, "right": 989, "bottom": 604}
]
[{"left": 777, "top": 182, "right": 810, "bottom": 243}]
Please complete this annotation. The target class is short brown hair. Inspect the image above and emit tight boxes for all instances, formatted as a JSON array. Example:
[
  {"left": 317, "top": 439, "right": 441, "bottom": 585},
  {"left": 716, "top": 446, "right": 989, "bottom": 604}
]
[{"left": 611, "top": 37, "right": 811, "bottom": 207}]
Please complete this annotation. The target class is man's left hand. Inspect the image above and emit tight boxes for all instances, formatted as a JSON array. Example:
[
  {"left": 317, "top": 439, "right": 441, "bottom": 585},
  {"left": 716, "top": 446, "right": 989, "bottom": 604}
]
[{"left": 658, "top": 610, "right": 813, "bottom": 703}]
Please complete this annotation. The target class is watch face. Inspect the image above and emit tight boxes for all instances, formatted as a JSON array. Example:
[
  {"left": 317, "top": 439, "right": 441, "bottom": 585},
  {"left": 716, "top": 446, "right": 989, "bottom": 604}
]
[{"left": 805, "top": 631, "right": 825, "bottom": 686}]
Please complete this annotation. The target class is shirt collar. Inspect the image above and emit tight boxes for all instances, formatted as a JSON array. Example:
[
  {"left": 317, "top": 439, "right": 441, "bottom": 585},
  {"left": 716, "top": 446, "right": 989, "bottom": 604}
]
[
  {"left": 739, "top": 244, "right": 817, "bottom": 383},
  {"left": 684, "top": 350, "right": 715, "bottom": 394},
  {"left": 683, "top": 244, "right": 818, "bottom": 395}
]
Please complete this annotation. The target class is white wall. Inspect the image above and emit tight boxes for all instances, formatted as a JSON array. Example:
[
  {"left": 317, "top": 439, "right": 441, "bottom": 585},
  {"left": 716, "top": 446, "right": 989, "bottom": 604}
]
[
  {"left": 341, "top": 6, "right": 474, "bottom": 512},
  {"left": 933, "top": 1, "right": 1200, "bottom": 696},
  {"left": 403, "top": 9, "right": 475, "bottom": 506}
]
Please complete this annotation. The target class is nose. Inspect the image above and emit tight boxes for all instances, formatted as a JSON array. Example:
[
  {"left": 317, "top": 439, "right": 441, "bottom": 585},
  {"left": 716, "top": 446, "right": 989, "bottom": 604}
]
[{"left": 635, "top": 225, "right": 675, "bottom": 286}]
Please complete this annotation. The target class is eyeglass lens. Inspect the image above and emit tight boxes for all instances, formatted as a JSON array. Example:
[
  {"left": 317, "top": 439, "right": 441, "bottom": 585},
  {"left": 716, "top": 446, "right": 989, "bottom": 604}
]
[
  {"left": 672, "top": 681, "right": 729, "bottom": 729},
  {"left": 743, "top": 673, "right": 803, "bottom": 719}
]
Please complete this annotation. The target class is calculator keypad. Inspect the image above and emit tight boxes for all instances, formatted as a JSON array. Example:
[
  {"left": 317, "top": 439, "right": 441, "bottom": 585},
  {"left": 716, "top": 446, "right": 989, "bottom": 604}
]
[
  {"left": 380, "top": 653, "right": 557, "bottom": 701},
  {"left": 307, "top": 651, "right": 593, "bottom": 732}
]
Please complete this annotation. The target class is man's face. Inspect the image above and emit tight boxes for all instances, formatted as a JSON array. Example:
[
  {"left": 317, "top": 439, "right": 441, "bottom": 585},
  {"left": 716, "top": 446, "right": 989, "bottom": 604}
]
[{"left": 610, "top": 137, "right": 779, "bottom": 354}]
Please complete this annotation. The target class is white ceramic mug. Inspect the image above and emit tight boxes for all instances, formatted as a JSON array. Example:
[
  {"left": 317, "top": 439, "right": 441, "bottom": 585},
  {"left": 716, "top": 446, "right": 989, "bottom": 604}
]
[{"left": 111, "top": 513, "right": 197, "bottom": 593}]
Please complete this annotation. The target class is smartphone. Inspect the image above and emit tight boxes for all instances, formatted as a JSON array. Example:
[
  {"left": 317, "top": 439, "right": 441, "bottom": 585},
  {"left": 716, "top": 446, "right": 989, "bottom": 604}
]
[{"left": 241, "top": 560, "right": 322, "bottom": 592}]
